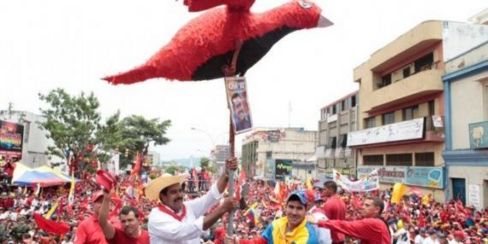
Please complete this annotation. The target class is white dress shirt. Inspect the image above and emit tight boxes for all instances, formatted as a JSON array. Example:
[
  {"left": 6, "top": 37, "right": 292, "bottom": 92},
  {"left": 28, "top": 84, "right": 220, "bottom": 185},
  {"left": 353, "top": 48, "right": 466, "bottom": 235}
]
[{"left": 148, "top": 183, "right": 223, "bottom": 244}]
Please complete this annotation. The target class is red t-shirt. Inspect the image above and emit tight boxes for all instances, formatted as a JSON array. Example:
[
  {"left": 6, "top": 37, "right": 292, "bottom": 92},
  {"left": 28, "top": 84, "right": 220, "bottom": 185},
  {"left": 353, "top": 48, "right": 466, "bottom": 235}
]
[
  {"left": 108, "top": 228, "right": 149, "bottom": 244},
  {"left": 319, "top": 218, "right": 391, "bottom": 244},
  {"left": 74, "top": 215, "right": 107, "bottom": 244},
  {"left": 323, "top": 195, "right": 346, "bottom": 242}
]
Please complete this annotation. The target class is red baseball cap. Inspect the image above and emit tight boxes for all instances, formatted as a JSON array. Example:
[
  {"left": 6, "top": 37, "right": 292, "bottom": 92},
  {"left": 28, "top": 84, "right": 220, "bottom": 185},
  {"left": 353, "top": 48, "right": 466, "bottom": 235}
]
[{"left": 96, "top": 170, "right": 116, "bottom": 192}]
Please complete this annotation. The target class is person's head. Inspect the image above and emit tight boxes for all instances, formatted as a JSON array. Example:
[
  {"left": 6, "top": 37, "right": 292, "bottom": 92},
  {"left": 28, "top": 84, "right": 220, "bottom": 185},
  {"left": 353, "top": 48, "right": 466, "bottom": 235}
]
[
  {"left": 91, "top": 191, "right": 104, "bottom": 216},
  {"left": 323, "top": 181, "right": 337, "bottom": 197},
  {"left": 285, "top": 191, "right": 308, "bottom": 229},
  {"left": 22, "top": 233, "right": 32, "bottom": 244},
  {"left": 119, "top": 206, "right": 140, "bottom": 237},
  {"left": 231, "top": 93, "right": 247, "bottom": 120},
  {"left": 159, "top": 183, "right": 184, "bottom": 212},
  {"left": 145, "top": 174, "right": 185, "bottom": 212},
  {"left": 361, "top": 197, "right": 384, "bottom": 218}
]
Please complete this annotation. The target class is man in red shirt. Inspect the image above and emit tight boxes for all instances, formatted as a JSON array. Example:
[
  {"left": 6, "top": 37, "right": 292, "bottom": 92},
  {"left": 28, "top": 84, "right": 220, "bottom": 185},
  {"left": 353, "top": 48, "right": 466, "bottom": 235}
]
[
  {"left": 322, "top": 181, "right": 346, "bottom": 244},
  {"left": 312, "top": 196, "right": 391, "bottom": 244},
  {"left": 98, "top": 191, "right": 149, "bottom": 244},
  {"left": 74, "top": 191, "right": 109, "bottom": 244}
]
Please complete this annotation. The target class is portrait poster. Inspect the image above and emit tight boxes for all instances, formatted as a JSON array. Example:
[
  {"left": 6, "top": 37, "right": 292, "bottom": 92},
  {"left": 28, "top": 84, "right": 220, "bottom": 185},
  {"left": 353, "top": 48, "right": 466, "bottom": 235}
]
[{"left": 225, "top": 77, "right": 253, "bottom": 134}]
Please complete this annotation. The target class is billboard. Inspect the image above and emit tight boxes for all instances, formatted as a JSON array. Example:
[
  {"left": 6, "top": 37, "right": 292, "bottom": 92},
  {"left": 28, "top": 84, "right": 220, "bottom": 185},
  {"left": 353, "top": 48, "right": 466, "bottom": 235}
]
[
  {"left": 0, "top": 120, "right": 24, "bottom": 158},
  {"left": 275, "top": 159, "right": 292, "bottom": 180},
  {"left": 348, "top": 118, "right": 424, "bottom": 147}
]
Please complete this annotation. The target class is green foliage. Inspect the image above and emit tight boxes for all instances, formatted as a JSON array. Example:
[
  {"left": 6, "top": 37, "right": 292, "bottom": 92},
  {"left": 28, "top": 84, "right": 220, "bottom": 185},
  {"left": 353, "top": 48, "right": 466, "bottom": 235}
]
[
  {"left": 38, "top": 89, "right": 100, "bottom": 173},
  {"left": 200, "top": 157, "right": 210, "bottom": 170},
  {"left": 97, "top": 114, "right": 171, "bottom": 169},
  {"left": 38, "top": 88, "right": 172, "bottom": 173}
]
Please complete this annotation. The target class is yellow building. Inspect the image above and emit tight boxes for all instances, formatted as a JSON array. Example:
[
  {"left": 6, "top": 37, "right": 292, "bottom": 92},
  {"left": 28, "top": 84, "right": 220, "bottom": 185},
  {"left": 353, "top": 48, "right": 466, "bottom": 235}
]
[{"left": 350, "top": 21, "right": 447, "bottom": 201}]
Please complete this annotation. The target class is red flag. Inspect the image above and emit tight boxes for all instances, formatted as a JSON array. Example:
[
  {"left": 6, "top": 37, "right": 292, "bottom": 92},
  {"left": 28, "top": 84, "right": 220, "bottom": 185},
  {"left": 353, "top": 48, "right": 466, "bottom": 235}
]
[
  {"left": 33, "top": 213, "right": 70, "bottom": 235},
  {"left": 131, "top": 152, "right": 142, "bottom": 177}
]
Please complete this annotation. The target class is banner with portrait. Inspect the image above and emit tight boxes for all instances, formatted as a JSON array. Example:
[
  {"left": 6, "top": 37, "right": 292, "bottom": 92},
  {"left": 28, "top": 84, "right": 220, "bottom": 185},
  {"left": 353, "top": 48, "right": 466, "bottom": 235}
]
[{"left": 225, "top": 77, "right": 253, "bottom": 134}]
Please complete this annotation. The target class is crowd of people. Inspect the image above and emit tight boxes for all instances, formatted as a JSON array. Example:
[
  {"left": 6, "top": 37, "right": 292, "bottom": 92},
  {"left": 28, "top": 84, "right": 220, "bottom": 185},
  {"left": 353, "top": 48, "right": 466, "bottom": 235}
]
[{"left": 1, "top": 158, "right": 488, "bottom": 243}]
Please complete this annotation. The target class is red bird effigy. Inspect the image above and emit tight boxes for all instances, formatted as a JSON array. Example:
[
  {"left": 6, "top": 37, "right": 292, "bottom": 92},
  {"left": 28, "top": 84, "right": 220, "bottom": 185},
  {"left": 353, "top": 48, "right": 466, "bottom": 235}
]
[{"left": 103, "top": 0, "right": 332, "bottom": 84}]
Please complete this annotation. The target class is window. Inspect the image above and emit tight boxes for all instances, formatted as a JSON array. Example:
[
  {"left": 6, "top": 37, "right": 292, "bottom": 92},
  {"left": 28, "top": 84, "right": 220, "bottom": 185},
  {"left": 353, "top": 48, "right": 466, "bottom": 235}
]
[
  {"left": 403, "top": 66, "right": 411, "bottom": 78},
  {"left": 351, "top": 95, "right": 357, "bottom": 107},
  {"left": 339, "top": 134, "right": 347, "bottom": 148},
  {"left": 403, "top": 106, "right": 419, "bottom": 121},
  {"left": 382, "top": 112, "right": 395, "bottom": 125},
  {"left": 428, "top": 100, "right": 435, "bottom": 116},
  {"left": 23, "top": 121, "right": 31, "bottom": 143},
  {"left": 415, "top": 152, "right": 434, "bottom": 166},
  {"left": 329, "top": 137, "right": 337, "bottom": 149},
  {"left": 363, "top": 155, "right": 384, "bottom": 166},
  {"left": 266, "top": 151, "right": 272, "bottom": 159},
  {"left": 386, "top": 153, "right": 413, "bottom": 166},
  {"left": 341, "top": 100, "right": 346, "bottom": 111},
  {"left": 414, "top": 53, "right": 434, "bottom": 73},
  {"left": 332, "top": 105, "right": 337, "bottom": 115},
  {"left": 364, "top": 117, "right": 376, "bottom": 128},
  {"left": 378, "top": 74, "right": 392, "bottom": 88}
]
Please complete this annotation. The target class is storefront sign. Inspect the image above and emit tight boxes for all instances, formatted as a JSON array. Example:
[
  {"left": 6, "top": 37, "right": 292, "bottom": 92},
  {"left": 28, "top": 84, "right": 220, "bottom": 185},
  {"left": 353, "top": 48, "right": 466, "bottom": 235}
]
[
  {"left": 404, "top": 167, "right": 444, "bottom": 189},
  {"left": 275, "top": 159, "right": 292, "bottom": 180},
  {"left": 469, "top": 121, "right": 488, "bottom": 149},
  {"left": 357, "top": 166, "right": 444, "bottom": 189},
  {"left": 468, "top": 184, "right": 481, "bottom": 210}
]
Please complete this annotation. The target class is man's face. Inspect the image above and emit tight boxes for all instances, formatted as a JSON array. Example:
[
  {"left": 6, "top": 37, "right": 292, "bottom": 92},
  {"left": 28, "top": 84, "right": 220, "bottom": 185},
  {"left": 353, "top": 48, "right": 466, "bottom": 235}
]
[
  {"left": 285, "top": 200, "right": 306, "bottom": 228},
  {"left": 232, "top": 96, "right": 247, "bottom": 120},
  {"left": 92, "top": 200, "right": 102, "bottom": 216},
  {"left": 323, "top": 187, "right": 333, "bottom": 197},
  {"left": 360, "top": 199, "right": 378, "bottom": 218},
  {"left": 160, "top": 183, "right": 184, "bottom": 212},
  {"left": 120, "top": 211, "right": 139, "bottom": 236}
]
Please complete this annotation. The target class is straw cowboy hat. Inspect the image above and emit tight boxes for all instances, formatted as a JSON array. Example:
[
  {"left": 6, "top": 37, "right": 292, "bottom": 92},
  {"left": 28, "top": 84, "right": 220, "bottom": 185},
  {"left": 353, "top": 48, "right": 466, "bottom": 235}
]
[{"left": 145, "top": 174, "right": 185, "bottom": 201}]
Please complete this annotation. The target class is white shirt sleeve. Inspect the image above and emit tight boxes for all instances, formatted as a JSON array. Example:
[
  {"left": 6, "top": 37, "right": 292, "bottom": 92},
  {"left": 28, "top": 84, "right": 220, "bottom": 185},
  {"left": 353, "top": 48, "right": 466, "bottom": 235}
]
[
  {"left": 185, "top": 183, "right": 223, "bottom": 217},
  {"left": 148, "top": 213, "right": 205, "bottom": 241}
]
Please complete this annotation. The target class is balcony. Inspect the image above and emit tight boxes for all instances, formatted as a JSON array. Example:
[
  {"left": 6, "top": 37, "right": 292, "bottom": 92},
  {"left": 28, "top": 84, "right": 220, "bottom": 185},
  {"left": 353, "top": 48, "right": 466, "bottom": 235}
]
[{"left": 367, "top": 69, "right": 444, "bottom": 114}]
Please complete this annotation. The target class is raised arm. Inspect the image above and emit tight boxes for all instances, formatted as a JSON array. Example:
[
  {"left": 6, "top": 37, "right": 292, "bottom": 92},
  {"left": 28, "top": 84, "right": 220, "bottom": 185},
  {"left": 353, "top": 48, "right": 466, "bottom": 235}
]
[{"left": 98, "top": 191, "right": 116, "bottom": 239}]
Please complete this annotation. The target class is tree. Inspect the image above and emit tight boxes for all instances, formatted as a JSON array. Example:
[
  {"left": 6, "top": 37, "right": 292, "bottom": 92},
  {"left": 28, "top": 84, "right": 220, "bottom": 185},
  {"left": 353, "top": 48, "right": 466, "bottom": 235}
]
[
  {"left": 97, "top": 114, "right": 171, "bottom": 170},
  {"left": 38, "top": 89, "right": 101, "bottom": 175},
  {"left": 200, "top": 157, "right": 210, "bottom": 170}
]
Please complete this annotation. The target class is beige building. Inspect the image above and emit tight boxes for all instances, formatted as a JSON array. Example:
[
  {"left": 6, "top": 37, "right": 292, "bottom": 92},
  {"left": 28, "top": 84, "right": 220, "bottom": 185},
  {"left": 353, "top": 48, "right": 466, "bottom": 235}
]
[
  {"left": 350, "top": 20, "right": 488, "bottom": 202},
  {"left": 316, "top": 92, "right": 358, "bottom": 177},
  {"left": 443, "top": 40, "right": 488, "bottom": 209},
  {"left": 241, "top": 128, "right": 317, "bottom": 180}
]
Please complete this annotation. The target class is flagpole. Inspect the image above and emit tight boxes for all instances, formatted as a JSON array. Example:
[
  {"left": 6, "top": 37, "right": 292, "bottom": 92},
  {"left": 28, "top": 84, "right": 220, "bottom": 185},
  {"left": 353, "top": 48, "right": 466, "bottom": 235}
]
[
  {"left": 227, "top": 113, "right": 236, "bottom": 235},
  {"left": 224, "top": 40, "right": 242, "bottom": 236}
]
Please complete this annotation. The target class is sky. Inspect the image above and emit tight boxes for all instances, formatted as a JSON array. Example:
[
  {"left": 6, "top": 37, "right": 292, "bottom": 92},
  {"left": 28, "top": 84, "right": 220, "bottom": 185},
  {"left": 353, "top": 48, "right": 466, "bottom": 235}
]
[{"left": 0, "top": 0, "right": 486, "bottom": 161}]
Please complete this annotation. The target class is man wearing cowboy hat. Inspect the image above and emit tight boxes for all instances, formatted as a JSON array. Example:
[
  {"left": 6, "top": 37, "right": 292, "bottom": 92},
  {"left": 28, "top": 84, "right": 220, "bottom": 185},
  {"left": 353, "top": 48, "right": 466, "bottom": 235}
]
[{"left": 146, "top": 157, "right": 238, "bottom": 244}]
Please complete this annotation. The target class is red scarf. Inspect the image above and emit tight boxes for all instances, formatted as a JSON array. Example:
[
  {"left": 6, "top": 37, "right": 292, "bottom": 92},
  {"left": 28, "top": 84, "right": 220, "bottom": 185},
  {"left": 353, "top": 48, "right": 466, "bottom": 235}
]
[{"left": 158, "top": 204, "right": 186, "bottom": 221}]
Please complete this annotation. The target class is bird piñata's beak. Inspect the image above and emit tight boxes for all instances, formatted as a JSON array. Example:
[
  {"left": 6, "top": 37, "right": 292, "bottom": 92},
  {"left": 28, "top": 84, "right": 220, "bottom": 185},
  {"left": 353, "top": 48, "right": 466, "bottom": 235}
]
[{"left": 317, "top": 15, "right": 333, "bottom": 28}]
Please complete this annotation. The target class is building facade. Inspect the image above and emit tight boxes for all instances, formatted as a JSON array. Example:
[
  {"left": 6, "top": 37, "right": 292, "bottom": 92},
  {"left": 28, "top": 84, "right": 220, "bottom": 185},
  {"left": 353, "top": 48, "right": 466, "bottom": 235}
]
[
  {"left": 316, "top": 92, "right": 358, "bottom": 177},
  {"left": 443, "top": 40, "right": 488, "bottom": 209},
  {"left": 350, "top": 20, "right": 488, "bottom": 202},
  {"left": 241, "top": 128, "right": 317, "bottom": 180}
]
